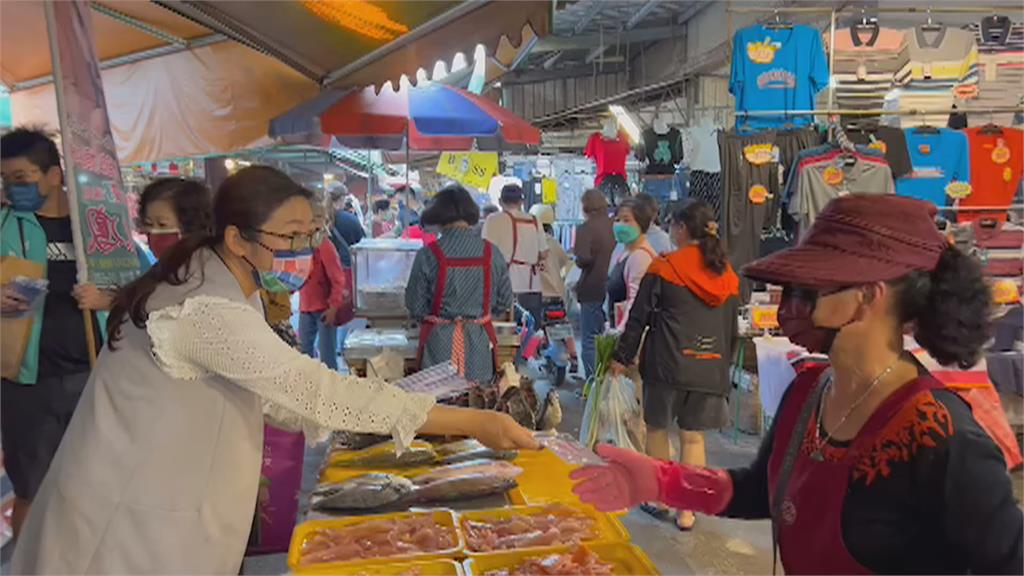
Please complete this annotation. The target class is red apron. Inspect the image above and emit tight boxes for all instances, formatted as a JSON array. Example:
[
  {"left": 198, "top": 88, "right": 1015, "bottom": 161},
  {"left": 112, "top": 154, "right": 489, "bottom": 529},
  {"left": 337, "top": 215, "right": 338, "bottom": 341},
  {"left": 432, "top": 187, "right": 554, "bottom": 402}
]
[
  {"left": 769, "top": 368, "right": 945, "bottom": 575},
  {"left": 506, "top": 211, "right": 540, "bottom": 292},
  {"left": 416, "top": 241, "right": 498, "bottom": 377}
]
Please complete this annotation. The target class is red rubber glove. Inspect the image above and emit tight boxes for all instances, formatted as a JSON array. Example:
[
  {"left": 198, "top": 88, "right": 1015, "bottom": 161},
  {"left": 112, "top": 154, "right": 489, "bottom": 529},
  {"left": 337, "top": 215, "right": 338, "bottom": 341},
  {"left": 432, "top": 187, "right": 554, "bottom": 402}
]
[{"left": 570, "top": 444, "right": 734, "bottom": 515}]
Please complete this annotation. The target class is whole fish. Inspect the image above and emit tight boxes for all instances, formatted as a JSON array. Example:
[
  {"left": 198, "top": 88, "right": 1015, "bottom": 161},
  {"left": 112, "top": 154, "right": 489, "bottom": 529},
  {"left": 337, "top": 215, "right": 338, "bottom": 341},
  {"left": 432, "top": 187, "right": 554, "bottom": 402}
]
[
  {"left": 412, "top": 459, "right": 523, "bottom": 486},
  {"left": 329, "top": 441, "right": 437, "bottom": 468},
  {"left": 435, "top": 439, "right": 517, "bottom": 464},
  {"left": 311, "top": 473, "right": 415, "bottom": 511},
  {"left": 410, "top": 472, "right": 518, "bottom": 505}
]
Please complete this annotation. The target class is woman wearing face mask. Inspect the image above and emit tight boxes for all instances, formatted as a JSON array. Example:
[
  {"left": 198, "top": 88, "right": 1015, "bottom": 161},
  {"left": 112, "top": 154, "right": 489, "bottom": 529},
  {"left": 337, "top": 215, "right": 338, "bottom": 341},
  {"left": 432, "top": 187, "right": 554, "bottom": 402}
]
[
  {"left": 12, "top": 167, "right": 538, "bottom": 574},
  {"left": 406, "top": 184, "right": 513, "bottom": 383},
  {"left": 571, "top": 195, "right": 1023, "bottom": 574},
  {"left": 607, "top": 198, "right": 658, "bottom": 332},
  {"left": 608, "top": 200, "right": 739, "bottom": 531},
  {"left": 138, "top": 177, "right": 213, "bottom": 260},
  {"left": 297, "top": 192, "right": 347, "bottom": 370}
]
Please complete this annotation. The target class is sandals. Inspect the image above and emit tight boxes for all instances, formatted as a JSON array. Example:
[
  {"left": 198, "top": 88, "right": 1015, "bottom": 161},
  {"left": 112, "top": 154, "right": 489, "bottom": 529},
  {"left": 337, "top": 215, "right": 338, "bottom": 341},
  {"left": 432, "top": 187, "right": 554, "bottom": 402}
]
[
  {"left": 638, "top": 502, "right": 673, "bottom": 521},
  {"left": 675, "top": 512, "right": 696, "bottom": 532}
]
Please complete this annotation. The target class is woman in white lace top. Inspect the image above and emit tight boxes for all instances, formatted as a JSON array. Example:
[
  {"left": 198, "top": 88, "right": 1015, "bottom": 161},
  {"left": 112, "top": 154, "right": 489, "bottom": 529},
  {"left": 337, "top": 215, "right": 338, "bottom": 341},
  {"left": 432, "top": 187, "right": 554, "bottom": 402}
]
[{"left": 12, "top": 166, "right": 538, "bottom": 575}]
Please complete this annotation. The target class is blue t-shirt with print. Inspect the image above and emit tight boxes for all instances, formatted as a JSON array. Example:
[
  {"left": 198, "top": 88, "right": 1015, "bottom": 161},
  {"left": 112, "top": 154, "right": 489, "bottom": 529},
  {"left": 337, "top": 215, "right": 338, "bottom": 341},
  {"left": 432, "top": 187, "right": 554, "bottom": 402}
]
[
  {"left": 896, "top": 128, "right": 970, "bottom": 207},
  {"left": 729, "top": 24, "right": 830, "bottom": 131}
]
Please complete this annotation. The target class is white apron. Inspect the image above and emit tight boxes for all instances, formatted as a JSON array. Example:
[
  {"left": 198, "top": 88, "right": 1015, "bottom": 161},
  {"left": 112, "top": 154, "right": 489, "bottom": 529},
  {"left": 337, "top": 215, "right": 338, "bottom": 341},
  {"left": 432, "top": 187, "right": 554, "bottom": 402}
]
[{"left": 12, "top": 252, "right": 264, "bottom": 574}]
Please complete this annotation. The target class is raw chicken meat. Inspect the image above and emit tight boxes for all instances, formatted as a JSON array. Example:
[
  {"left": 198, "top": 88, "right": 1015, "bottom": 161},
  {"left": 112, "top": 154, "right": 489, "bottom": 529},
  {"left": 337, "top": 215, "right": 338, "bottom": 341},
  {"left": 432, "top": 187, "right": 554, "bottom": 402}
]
[
  {"left": 481, "top": 546, "right": 615, "bottom": 576},
  {"left": 310, "top": 473, "right": 415, "bottom": 511},
  {"left": 299, "top": 516, "right": 456, "bottom": 566},
  {"left": 412, "top": 459, "right": 523, "bottom": 485},
  {"left": 462, "top": 505, "right": 597, "bottom": 552}
]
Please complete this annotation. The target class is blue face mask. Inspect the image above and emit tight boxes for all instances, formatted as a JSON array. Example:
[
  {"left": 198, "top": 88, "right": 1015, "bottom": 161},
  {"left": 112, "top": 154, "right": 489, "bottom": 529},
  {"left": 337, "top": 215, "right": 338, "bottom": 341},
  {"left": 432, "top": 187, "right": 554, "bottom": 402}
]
[{"left": 4, "top": 182, "right": 46, "bottom": 212}]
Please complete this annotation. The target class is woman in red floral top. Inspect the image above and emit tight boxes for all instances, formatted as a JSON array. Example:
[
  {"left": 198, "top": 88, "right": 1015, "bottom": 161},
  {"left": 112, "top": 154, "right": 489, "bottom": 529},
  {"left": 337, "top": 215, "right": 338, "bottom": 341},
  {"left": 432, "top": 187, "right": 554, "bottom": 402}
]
[{"left": 571, "top": 195, "right": 1023, "bottom": 574}]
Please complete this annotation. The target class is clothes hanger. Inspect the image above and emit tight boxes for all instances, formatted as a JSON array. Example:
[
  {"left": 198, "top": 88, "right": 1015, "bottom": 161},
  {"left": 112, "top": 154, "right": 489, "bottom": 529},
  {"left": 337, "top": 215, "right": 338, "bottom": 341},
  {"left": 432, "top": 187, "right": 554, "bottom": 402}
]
[
  {"left": 764, "top": 9, "right": 794, "bottom": 30},
  {"left": 920, "top": 6, "right": 943, "bottom": 32},
  {"left": 853, "top": 8, "right": 879, "bottom": 32},
  {"left": 979, "top": 111, "right": 1004, "bottom": 135}
]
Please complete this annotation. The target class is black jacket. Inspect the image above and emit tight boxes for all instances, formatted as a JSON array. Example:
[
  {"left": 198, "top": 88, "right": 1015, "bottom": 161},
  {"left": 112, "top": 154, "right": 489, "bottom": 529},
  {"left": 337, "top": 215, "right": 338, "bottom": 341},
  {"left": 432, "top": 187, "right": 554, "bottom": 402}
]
[{"left": 613, "top": 250, "right": 739, "bottom": 396}]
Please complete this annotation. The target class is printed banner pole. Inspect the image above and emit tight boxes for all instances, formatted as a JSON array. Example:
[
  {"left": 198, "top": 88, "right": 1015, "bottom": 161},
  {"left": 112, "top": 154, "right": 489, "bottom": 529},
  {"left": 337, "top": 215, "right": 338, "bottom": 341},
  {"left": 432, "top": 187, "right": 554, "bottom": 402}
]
[{"left": 44, "top": 0, "right": 141, "bottom": 362}]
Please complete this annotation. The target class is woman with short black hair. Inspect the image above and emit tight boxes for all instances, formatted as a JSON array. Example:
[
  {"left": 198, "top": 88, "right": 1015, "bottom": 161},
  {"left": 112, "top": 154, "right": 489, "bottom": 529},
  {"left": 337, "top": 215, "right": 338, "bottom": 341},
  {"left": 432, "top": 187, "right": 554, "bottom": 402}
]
[
  {"left": 572, "top": 195, "right": 1023, "bottom": 574},
  {"left": 406, "top": 185, "right": 513, "bottom": 382}
]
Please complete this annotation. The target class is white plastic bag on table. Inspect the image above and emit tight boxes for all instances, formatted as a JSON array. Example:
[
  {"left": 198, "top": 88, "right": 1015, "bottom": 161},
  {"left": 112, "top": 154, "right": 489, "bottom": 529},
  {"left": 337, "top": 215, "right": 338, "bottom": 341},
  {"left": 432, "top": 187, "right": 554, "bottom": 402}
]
[{"left": 579, "top": 374, "right": 645, "bottom": 452}]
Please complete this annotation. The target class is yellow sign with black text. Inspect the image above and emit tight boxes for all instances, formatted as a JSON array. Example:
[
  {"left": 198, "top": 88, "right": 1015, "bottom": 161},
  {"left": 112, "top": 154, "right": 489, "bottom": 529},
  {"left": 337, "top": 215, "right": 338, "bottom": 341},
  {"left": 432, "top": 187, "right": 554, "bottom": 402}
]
[{"left": 436, "top": 152, "right": 499, "bottom": 190}]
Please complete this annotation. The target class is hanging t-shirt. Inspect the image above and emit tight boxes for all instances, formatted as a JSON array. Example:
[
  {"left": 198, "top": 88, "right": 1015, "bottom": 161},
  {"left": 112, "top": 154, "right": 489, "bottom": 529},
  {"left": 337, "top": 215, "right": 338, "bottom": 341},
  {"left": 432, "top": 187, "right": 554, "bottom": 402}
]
[
  {"left": 584, "top": 132, "right": 630, "bottom": 186},
  {"left": 959, "top": 127, "right": 1024, "bottom": 223},
  {"left": 965, "top": 17, "right": 1024, "bottom": 126},
  {"left": 638, "top": 127, "right": 683, "bottom": 174},
  {"left": 845, "top": 126, "right": 913, "bottom": 179},
  {"left": 896, "top": 127, "right": 970, "bottom": 207},
  {"left": 682, "top": 125, "right": 721, "bottom": 173},
  {"left": 729, "top": 24, "right": 830, "bottom": 131}
]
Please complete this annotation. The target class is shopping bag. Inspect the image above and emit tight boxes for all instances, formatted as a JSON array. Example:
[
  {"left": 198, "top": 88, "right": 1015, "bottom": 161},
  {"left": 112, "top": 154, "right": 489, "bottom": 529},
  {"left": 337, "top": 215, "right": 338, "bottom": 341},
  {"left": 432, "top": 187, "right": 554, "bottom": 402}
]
[
  {"left": 330, "top": 265, "right": 355, "bottom": 327},
  {"left": 246, "top": 424, "right": 305, "bottom": 555},
  {"left": 1, "top": 256, "right": 45, "bottom": 380},
  {"left": 579, "top": 374, "right": 645, "bottom": 452}
]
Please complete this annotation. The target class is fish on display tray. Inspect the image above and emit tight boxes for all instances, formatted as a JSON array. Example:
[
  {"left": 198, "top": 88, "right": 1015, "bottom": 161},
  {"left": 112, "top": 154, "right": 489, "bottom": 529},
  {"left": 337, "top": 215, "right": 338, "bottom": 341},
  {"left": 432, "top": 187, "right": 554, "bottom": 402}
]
[
  {"left": 329, "top": 440, "right": 438, "bottom": 468},
  {"left": 311, "top": 473, "right": 415, "bottom": 511},
  {"left": 481, "top": 546, "right": 615, "bottom": 576},
  {"left": 435, "top": 439, "right": 517, "bottom": 464},
  {"left": 411, "top": 459, "right": 523, "bottom": 486},
  {"left": 410, "top": 473, "right": 519, "bottom": 505},
  {"left": 299, "top": 515, "right": 457, "bottom": 566},
  {"left": 462, "top": 504, "right": 597, "bottom": 552}
]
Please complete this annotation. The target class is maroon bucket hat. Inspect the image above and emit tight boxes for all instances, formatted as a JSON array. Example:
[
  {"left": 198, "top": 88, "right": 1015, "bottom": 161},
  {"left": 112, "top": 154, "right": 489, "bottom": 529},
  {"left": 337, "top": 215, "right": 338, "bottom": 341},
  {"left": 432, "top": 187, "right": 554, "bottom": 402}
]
[{"left": 744, "top": 194, "right": 949, "bottom": 290}]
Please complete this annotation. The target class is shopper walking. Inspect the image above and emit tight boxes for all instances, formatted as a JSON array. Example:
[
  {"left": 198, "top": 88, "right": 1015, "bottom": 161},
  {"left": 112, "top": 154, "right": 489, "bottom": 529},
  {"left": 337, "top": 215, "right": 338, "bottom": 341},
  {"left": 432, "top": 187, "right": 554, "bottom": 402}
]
[
  {"left": 573, "top": 189, "right": 615, "bottom": 380},
  {"left": 12, "top": 167, "right": 537, "bottom": 574},
  {"left": 636, "top": 193, "right": 673, "bottom": 256},
  {"left": 407, "top": 185, "right": 513, "bottom": 383},
  {"left": 482, "top": 184, "right": 547, "bottom": 333},
  {"left": 607, "top": 198, "right": 657, "bottom": 332},
  {"left": 371, "top": 197, "right": 398, "bottom": 238},
  {"left": 138, "top": 177, "right": 213, "bottom": 259},
  {"left": 0, "top": 129, "right": 146, "bottom": 538},
  {"left": 298, "top": 193, "right": 347, "bottom": 370},
  {"left": 571, "top": 195, "right": 1023, "bottom": 574},
  {"left": 609, "top": 200, "right": 739, "bottom": 531},
  {"left": 530, "top": 203, "right": 579, "bottom": 375},
  {"left": 330, "top": 184, "right": 365, "bottom": 249}
]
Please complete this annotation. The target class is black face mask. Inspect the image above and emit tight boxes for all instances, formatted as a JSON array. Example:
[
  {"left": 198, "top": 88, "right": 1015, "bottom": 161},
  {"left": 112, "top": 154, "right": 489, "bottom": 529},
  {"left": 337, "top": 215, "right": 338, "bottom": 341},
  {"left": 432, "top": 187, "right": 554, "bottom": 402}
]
[{"left": 778, "top": 286, "right": 860, "bottom": 354}]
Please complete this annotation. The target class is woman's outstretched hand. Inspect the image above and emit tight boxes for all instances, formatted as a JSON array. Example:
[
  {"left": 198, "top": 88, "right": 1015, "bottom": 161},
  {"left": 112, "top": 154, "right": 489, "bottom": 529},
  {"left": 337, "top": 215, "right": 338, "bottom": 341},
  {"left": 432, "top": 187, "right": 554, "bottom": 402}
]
[{"left": 570, "top": 444, "right": 734, "bottom": 515}]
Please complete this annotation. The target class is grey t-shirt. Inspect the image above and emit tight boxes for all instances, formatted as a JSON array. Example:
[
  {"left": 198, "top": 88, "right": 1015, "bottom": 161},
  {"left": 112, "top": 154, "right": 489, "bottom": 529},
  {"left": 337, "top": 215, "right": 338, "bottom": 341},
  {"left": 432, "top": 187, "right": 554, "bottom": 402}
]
[{"left": 791, "top": 157, "right": 895, "bottom": 235}]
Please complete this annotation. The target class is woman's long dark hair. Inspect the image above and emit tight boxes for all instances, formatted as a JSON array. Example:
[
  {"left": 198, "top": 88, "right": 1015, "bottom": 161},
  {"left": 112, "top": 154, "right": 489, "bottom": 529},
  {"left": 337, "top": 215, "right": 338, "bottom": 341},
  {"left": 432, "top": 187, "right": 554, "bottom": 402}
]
[
  {"left": 674, "top": 200, "right": 728, "bottom": 274},
  {"left": 138, "top": 177, "right": 213, "bottom": 237},
  {"left": 108, "top": 166, "right": 310, "bottom": 348}
]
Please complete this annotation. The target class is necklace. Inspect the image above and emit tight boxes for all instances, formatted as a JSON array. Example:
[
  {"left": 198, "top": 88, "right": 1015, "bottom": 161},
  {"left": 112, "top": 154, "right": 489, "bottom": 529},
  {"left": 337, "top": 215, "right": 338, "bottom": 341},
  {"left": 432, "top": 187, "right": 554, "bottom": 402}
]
[{"left": 810, "top": 359, "right": 900, "bottom": 462}]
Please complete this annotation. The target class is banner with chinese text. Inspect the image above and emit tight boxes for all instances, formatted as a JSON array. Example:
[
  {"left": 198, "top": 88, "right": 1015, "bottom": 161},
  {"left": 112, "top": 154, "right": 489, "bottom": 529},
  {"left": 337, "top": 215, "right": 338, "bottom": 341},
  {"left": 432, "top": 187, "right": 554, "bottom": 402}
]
[{"left": 45, "top": 0, "right": 140, "bottom": 287}]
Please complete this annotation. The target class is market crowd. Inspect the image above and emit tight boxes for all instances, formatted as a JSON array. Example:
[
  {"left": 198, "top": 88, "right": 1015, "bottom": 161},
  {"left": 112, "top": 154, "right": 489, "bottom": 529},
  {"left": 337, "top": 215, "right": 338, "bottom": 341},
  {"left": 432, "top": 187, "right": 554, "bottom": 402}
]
[{"left": 1, "top": 126, "right": 1021, "bottom": 574}]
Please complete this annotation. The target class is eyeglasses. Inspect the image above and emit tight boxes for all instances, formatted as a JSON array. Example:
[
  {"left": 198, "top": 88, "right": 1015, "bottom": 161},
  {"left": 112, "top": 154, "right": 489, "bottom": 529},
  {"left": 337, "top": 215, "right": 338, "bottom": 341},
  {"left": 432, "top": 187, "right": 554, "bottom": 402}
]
[{"left": 250, "top": 228, "right": 326, "bottom": 251}]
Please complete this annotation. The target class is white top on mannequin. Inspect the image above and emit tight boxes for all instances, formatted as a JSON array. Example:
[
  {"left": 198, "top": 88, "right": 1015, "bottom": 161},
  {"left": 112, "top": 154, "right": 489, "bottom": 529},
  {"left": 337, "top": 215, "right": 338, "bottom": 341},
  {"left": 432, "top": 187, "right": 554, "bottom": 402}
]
[
  {"left": 601, "top": 118, "right": 619, "bottom": 139},
  {"left": 652, "top": 113, "right": 670, "bottom": 135}
]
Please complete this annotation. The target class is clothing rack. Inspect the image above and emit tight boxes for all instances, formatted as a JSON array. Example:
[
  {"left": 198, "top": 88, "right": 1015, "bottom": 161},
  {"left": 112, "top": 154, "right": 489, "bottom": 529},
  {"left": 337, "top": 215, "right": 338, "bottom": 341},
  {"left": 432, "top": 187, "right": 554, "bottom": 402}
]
[
  {"left": 726, "top": 5, "right": 1021, "bottom": 14},
  {"left": 733, "top": 107, "right": 1024, "bottom": 117},
  {"left": 939, "top": 204, "right": 1024, "bottom": 212}
]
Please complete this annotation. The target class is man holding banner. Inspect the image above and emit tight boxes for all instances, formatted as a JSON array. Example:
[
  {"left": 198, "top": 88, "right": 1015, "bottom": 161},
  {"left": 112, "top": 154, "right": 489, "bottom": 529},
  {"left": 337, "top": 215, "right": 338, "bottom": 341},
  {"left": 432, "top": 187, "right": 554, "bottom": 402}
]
[{"left": 0, "top": 128, "right": 127, "bottom": 537}]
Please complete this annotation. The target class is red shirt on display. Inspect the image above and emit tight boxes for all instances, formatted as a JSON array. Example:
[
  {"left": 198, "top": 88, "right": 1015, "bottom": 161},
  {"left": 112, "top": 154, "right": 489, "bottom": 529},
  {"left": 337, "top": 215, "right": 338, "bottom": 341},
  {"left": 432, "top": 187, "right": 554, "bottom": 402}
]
[
  {"left": 960, "top": 126, "right": 1024, "bottom": 223},
  {"left": 585, "top": 132, "right": 630, "bottom": 185}
]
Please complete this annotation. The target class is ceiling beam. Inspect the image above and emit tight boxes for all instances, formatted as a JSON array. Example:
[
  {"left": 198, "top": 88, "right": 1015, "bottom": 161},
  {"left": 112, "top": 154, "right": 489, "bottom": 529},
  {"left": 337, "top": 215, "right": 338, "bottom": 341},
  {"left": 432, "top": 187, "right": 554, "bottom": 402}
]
[
  {"left": 626, "top": 0, "right": 661, "bottom": 30},
  {"left": 534, "top": 25, "right": 682, "bottom": 52},
  {"left": 573, "top": 0, "right": 604, "bottom": 35},
  {"left": 502, "top": 62, "right": 627, "bottom": 85},
  {"left": 91, "top": 2, "right": 187, "bottom": 46},
  {"left": 12, "top": 33, "right": 227, "bottom": 92},
  {"left": 676, "top": 1, "right": 713, "bottom": 24}
]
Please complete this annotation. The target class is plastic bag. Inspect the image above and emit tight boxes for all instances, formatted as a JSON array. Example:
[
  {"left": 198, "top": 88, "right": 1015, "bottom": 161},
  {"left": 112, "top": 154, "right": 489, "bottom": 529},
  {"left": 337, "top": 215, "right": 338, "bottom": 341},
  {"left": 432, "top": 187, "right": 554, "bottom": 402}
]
[
  {"left": 579, "top": 374, "right": 645, "bottom": 452},
  {"left": 246, "top": 424, "right": 305, "bottom": 555}
]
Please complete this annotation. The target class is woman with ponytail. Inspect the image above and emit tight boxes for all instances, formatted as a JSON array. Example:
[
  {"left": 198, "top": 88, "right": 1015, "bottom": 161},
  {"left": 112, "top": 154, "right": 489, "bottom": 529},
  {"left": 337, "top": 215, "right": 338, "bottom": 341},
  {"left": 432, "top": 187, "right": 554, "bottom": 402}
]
[
  {"left": 608, "top": 199, "right": 740, "bottom": 531},
  {"left": 574, "top": 195, "right": 1022, "bottom": 574},
  {"left": 12, "top": 166, "right": 538, "bottom": 575}
]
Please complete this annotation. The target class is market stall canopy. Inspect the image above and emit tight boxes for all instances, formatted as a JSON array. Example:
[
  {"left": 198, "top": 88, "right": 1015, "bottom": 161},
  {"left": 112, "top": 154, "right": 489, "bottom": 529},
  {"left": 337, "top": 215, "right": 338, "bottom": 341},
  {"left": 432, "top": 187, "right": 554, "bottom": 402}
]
[
  {"left": 2, "top": 1, "right": 549, "bottom": 163},
  {"left": 314, "top": 83, "right": 540, "bottom": 151},
  {"left": 160, "top": 0, "right": 550, "bottom": 89}
]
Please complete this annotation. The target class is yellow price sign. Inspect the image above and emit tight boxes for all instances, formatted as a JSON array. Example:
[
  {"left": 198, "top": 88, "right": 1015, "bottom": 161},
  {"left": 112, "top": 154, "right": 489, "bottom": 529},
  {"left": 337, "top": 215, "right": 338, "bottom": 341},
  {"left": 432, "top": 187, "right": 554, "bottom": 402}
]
[
  {"left": 436, "top": 152, "right": 498, "bottom": 190},
  {"left": 751, "top": 305, "right": 779, "bottom": 330},
  {"left": 541, "top": 178, "right": 558, "bottom": 204}
]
